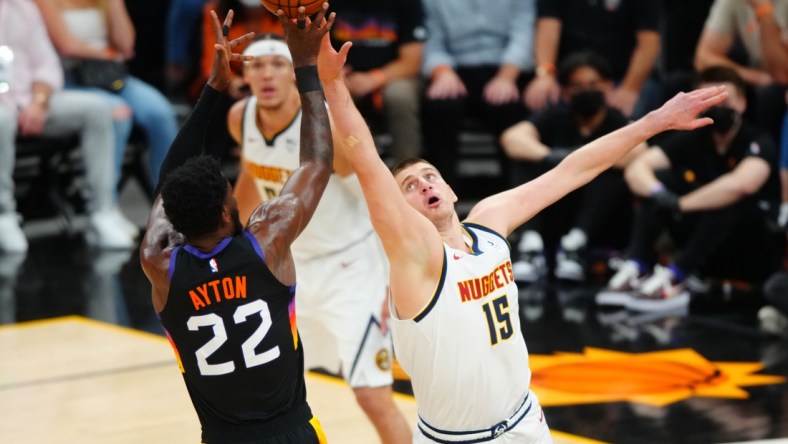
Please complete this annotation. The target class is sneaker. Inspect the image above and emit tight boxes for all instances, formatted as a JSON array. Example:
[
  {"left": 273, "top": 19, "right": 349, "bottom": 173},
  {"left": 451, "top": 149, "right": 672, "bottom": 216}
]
[
  {"left": 110, "top": 206, "right": 139, "bottom": 239},
  {"left": 555, "top": 249, "right": 585, "bottom": 281},
  {"left": 85, "top": 209, "right": 135, "bottom": 250},
  {"left": 0, "top": 213, "right": 28, "bottom": 253},
  {"left": 627, "top": 265, "right": 690, "bottom": 312},
  {"left": 596, "top": 259, "right": 643, "bottom": 306},
  {"left": 512, "top": 251, "right": 547, "bottom": 283},
  {"left": 758, "top": 305, "right": 788, "bottom": 336}
]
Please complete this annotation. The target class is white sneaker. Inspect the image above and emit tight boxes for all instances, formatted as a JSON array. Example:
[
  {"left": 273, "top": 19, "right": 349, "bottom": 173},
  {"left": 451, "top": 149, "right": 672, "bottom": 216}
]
[
  {"left": 758, "top": 306, "right": 788, "bottom": 336},
  {"left": 110, "top": 206, "right": 139, "bottom": 238},
  {"left": 596, "top": 259, "right": 643, "bottom": 306},
  {"left": 0, "top": 213, "right": 28, "bottom": 253},
  {"left": 512, "top": 251, "right": 547, "bottom": 283},
  {"left": 627, "top": 265, "right": 690, "bottom": 312},
  {"left": 85, "top": 209, "right": 135, "bottom": 250},
  {"left": 555, "top": 249, "right": 585, "bottom": 281}
]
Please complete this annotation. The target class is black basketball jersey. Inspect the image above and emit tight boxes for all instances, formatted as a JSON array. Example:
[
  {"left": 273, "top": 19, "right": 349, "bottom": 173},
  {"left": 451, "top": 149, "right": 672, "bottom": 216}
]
[{"left": 159, "top": 231, "right": 307, "bottom": 431}]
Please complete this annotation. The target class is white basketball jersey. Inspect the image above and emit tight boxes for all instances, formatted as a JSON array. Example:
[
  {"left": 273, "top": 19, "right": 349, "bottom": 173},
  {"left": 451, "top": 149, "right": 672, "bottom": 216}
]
[
  {"left": 241, "top": 97, "right": 374, "bottom": 260},
  {"left": 391, "top": 223, "right": 531, "bottom": 430}
]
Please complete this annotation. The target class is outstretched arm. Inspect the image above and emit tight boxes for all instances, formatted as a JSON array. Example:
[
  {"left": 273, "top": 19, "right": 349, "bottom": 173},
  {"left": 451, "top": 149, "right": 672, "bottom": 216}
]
[
  {"left": 319, "top": 34, "right": 444, "bottom": 319},
  {"left": 468, "top": 86, "right": 730, "bottom": 236},
  {"left": 246, "top": 5, "right": 335, "bottom": 285},
  {"left": 140, "top": 10, "right": 254, "bottom": 310}
]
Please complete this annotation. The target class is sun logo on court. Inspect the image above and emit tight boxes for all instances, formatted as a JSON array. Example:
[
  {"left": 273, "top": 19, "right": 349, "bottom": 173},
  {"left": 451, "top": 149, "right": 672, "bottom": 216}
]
[{"left": 529, "top": 347, "right": 784, "bottom": 407}]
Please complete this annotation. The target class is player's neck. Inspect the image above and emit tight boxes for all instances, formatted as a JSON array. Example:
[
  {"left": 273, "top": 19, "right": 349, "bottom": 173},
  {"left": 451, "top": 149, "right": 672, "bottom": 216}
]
[
  {"left": 437, "top": 214, "right": 469, "bottom": 252},
  {"left": 186, "top": 228, "right": 234, "bottom": 253},
  {"left": 256, "top": 94, "right": 301, "bottom": 136}
]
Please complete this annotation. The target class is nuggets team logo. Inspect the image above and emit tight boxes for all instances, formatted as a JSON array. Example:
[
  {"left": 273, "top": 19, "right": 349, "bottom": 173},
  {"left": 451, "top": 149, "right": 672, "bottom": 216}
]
[
  {"left": 209, "top": 258, "right": 219, "bottom": 273},
  {"left": 375, "top": 349, "right": 391, "bottom": 371}
]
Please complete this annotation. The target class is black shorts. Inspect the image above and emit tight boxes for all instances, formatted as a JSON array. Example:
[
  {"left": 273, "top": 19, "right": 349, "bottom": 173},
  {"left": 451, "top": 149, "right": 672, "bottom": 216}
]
[{"left": 201, "top": 405, "right": 326, "bottom": 444}]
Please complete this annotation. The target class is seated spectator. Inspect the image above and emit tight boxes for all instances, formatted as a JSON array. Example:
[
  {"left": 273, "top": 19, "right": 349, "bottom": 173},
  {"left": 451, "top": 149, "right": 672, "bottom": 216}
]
[
  {"left": 329, "top": 0, "right": 426, "bottom": 164},
  {"left": 36, "top": 0, "right": 179, "bottom": 194},
  {"left": 501, "top": 51, "right": 646, "bottom": 283},
  {"left": 695, "top": 0, "right": 788, "bottom": 144},
  {"left": 523, "top": 0, "right": 662, "bottom": 119},
  {"left": 421, "top": 0, "right": 533, "bottom": 189},
  {"left": 0, "top": 0, "right": 134, "bottom": 252},
  {"left": 598, "top": 67, "right": 785, "bottom": 312}
]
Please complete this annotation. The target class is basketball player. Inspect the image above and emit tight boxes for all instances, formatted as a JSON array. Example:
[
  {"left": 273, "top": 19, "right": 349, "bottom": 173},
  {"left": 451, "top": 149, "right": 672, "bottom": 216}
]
[
  {"left": 317, "top": 36, "right": 729, "bottom": 442},
  {"left": 140, "top": 6, "right": 335, "bottom": 443},
  {"left": 226, "top": 33, "right": 411, "bottom": 444}
]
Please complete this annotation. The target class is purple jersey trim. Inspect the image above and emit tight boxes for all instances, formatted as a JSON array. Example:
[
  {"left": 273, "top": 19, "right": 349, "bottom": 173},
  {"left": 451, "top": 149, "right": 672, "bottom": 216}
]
[
  {"left": 183, "top": 237, "right": 233, "bottom": 259},
  {"left": 243, "top": 230, "right": 266, "bottom": 261},
  {"left": 167, "top": 246, "right": 181, "bottom": 281}
]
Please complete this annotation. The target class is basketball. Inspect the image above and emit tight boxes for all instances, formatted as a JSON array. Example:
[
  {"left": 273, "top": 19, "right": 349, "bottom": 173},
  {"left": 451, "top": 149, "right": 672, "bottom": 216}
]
[{"left": 260, "top": 0, "right": 324, "bottom": 18}]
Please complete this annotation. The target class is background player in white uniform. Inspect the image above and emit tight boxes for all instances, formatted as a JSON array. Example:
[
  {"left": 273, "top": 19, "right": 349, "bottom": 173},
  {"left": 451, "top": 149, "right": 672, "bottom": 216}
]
[
  {"left": 318, "top": 32, "right": 730, "bottom": 442},
  {"left": 226, "top": 34, "right": 411, "bottom": 444}
]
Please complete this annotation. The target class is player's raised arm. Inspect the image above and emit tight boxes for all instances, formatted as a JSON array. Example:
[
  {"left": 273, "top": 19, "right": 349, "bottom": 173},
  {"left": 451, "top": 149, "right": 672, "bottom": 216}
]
[
  {"left": 246, "top": 4, "right": 334, "bottom": 282},
  {"left": 468, "top": 86, "right": 730, "bottom": 236},
  {"left": 318, "top": 33, "right": 444, "bottom": 317}
]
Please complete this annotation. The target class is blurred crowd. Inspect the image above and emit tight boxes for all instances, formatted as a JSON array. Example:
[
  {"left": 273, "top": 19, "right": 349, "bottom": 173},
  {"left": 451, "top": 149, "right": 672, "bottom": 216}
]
[{"left": 1, "top": 0, "right": 787, "bottom": 329}]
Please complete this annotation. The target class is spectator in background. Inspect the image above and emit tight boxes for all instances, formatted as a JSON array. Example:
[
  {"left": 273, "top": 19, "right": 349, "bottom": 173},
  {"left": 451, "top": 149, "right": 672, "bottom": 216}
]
[
  {"left": 194, "top": 0, "right": 283, "bottom": 102},
  {"left": 524, "top": 0, "right": 662, "bottom": 119},
  {"left": 164, "top": 0, "right": 209, "bottom": 100},
  {"left": 36, "top": 0, "right": 179, "bottom": 195},
  {"left": 421, "top": 0, "right": 533, "bottom": 189},
  {"left": 501, "top": 51, "right": 646, "bottom": 283},
  {"left": 0, "top": 0, "right": 134, "bottom": 251},
  {"left": 598, "top": 67, "right": 784, "bottom": 313},
  {"left": 695, "top": 0, "right": 788, "bottom": 144},
  {"left": 328, "top": 0, "right": 426, "bottom": 164}
]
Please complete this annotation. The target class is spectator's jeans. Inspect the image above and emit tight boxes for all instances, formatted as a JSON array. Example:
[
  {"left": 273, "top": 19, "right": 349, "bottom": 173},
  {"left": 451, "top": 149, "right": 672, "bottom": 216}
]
[
  {"left": 0, "top": 90, "right": 115, "bottom": 215},
  {"left": 65, "top": 74, "right": 179, "bottom": 190}
]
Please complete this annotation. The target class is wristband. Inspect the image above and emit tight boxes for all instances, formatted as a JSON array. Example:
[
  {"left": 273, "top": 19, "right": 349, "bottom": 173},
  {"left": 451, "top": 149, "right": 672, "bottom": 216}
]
[
  {"left": 755, "top": 3, "right": 774, "bottom": 18},
  {"left": 535, "top": 62, "right": 556, "bottom": 78},
  {"left": 295, "top": 65, "right": 322, "bottom": 93}
]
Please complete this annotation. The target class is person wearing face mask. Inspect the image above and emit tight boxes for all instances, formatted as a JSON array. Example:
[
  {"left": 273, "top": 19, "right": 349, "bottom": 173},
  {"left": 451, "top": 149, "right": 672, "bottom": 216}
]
[
  {"left": 597, "top": 66, "right": 784, "bottom": 312},
  {"left": 500, "top": 51, "right": 647, "bottom": 283}
]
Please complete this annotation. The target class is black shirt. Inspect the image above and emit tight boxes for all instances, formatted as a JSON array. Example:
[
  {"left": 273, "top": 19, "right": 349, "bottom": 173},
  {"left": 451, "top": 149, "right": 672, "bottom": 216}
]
[
  {"left": 660, "top": 123, "right": 780, "bottom": 204},
  {"left": 537, "top": 0, "right": 661, "bottom": 81},
  {"left": 530, "top": 103, "right": 629, "bottom": 148},
  {"left": 329, "top": 0, "right": 426, "bottom": 72},
  {"left": 159, "top": 232, "right": 307, "bottom": 432}
]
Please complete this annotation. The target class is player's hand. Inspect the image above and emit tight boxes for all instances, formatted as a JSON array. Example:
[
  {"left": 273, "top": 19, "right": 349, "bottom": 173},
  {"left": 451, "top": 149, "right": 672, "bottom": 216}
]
[
  {"left": 277, "top": 3, "right": 335, "bottom": 68},
  {"left": 379, "top": 289, "right": 391, "bottom": 334},
  {"left": 318, "top": 33, "right": 351, "bottom": 82},
  {"left": 649, "top": 85, "right": 728, "bottom": 131},
  {"left": 208, "top": 10, "right": 255, "bottom": 92}
]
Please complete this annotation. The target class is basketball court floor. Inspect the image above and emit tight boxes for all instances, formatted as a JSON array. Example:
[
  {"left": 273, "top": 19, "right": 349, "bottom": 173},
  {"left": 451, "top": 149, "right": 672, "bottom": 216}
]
[{"left": 1, "top": 183, "right": 787, "bottom": 443}]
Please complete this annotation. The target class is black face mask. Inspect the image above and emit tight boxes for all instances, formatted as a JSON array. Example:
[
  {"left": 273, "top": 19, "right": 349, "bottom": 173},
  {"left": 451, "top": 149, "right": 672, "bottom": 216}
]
[
  {"left": 702, "top": 106, "right": 739, "bottom": 134},
  {"left": 569, "top": 89, "right": 606, "bottom": 119}
]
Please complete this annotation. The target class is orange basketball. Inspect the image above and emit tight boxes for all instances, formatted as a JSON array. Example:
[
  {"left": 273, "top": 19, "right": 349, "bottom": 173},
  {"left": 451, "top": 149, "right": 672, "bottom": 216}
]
[{"left": 260, "top": 0, "right": 324, "bottom": 18}]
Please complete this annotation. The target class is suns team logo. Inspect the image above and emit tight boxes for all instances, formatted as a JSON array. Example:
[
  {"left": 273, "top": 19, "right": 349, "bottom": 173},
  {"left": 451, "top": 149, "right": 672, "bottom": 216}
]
[{"left": 375, "top": 349, "right": 391, "bottom": 371}]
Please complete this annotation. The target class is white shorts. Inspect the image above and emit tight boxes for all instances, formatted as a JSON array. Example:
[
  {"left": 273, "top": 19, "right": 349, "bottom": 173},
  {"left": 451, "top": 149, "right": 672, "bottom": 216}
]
[
  {"left": 295, "top": 233, "right": 393, "bottom": 388},
  {"left": 414, "top": 391, "right": 552, "bottom": 444}
]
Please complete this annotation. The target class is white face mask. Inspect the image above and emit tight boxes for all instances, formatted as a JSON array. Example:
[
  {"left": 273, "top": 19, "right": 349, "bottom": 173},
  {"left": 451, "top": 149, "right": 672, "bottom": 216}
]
[{"left": 238, "top": 0, "right": 260, "bottom": 8}]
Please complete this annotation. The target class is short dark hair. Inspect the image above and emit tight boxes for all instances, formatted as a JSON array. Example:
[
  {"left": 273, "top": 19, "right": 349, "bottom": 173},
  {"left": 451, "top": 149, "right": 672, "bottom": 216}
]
[
  {"left": 557, "top": 51, "right": 613, "bottom": 87},
  {"left": 696, "top": 66, "right": 746, "bottom": 96},
  {"left": 391, "top": 157, "right": 434, "bottom": 178},
  {"left": 161, "top": 156, "right": 229, "bottom": 238}
]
